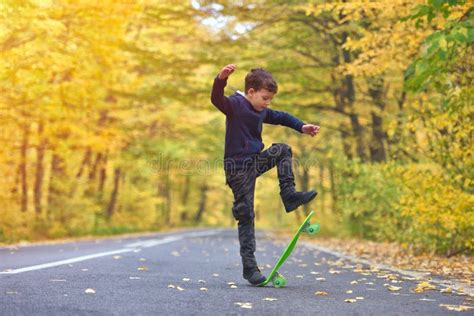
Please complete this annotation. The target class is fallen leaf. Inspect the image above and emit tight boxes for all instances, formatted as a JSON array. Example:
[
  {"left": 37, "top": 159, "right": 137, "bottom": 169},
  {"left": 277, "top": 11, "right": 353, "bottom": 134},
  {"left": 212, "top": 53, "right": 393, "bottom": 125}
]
[
  {"left": 329, "top": 269, "right": 341, "bottom": 274},
  {"left": 198, "top": 280, "right": 207, "bottom": 284},
  {"left": 439, "top": 304, "right": 473, "bottom": 312},
  {"left": 113, "top": 256, "right": 122, "bottom": 260},
  {"left": 139, "top": 258, "right": 147, "bottom": 262},
  {"left": 413, "top": 281, "right": 436, "bottom": 293},
  {"left": 129, "top": 277, "right": 141, "bottom": 280},
  {"left": 137, "top": 266, "right": 148, "bottom": 271},
  {"left": 168, "top": 284, "right": 176, "bottom": 289},
  {"left": 227, "top": 282, "right": 236, "bottom": 285},
  {"left": 440, "top": 287, "right": 453, "bottom": 294},
  {"left": 345, "top": 299, "right": 357, "bottom": 303},
  {"left": 263, "top": 297, "right": 278, "bottom": 301},
  {"left": 316, "top": 277, "right": 326, "bottom": 281},
  {"left": 182, "top": 278, "right": 190, "bottom": 282},
  {"left": 230, "top": 285, "right": 238, "bottom": 289},
  {"left": 235, "top": 302, "right": 253, "bottom": 309},
  {"left": 171, "top": 251, "right": 180, "bottom": 257},
  {"left": 356, "top": 297, "right": 364, "bottom": 300},
  {"left": 176, "top": 286, "right": 184, "bottom": 291},
  {"left": 212, "top": 273, "right": 219, "bottom": 277},
  {"left": 81, "top": 269, "right": 88, "bottom": 272},
  {"left": 315, "top": 291, "right": 328, "bottom": 296},
  {"left": 84, "top": 288, "right": 96, "bottom": 294},
  {"left": 387, "top": 285, "right": 402, "bottom": 292},
  {"left": 296, "top": 275, "right": 304, "bottom": 279},
  {"left": 350, "top": 281, "right": 358, "bottom": 285},
  {"left": 200, "top": 287, "right": 208, "bottom": 292},
  {"left": 346, "top": 290, "right": 353, "bottom": 294}
]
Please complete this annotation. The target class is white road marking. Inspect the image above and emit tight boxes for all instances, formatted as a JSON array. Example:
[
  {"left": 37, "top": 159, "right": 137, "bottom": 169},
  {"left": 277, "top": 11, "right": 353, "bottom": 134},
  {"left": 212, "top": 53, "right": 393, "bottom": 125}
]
[{"left": 0, "top": 230, "right": 221, "bottom": 275}]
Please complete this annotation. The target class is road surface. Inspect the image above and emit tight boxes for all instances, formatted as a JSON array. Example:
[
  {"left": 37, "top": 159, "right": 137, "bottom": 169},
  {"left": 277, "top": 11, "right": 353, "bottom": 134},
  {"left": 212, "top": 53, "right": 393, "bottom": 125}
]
[{"left": 0, "top": 229, "right": 471, "bottom": 315}]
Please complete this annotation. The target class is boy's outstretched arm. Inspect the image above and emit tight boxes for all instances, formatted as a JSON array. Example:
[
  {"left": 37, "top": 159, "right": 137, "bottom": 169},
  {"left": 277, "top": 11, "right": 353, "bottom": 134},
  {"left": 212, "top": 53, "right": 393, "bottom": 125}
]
[
  {"left": 210, "top": 64, "right": 237, "bottom": 116},
  {"left": 264, "top": 109, "right": 320, "bottom": 137}
]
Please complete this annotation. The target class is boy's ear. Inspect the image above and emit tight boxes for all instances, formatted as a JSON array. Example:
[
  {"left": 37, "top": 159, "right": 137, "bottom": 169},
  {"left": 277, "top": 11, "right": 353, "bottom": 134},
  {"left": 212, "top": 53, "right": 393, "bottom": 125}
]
[{"left": 247, "top": 88, "right": 255, "bottom": 96}]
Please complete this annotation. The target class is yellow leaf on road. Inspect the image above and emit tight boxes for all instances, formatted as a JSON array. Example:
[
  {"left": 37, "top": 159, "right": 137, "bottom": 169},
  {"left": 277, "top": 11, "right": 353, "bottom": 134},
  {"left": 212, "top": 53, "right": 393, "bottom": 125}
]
[
  {"left": 387, "top": 285, "right": 402, "bottom": 292},
  {"left": 440, "top": 287, "right": 453, "bottom": 294},
  {"left": 439, "top": 304, "right": 473, "bottom": 312},
  {"left": 414, "top": 281, "right": 436, "bottom": 293}
]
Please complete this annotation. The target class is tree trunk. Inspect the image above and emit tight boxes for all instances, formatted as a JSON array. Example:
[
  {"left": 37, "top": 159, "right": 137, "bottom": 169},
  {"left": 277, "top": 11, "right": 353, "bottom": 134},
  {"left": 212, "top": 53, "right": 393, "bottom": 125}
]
[
  {"left": 369, "top": 112, "right": 386, "bottom": 162},
  {"left": 89, "top": 152, "right": 103, "bottom": 181},
  {"left": 181, "top": 174, "right": 191, "bottom": 205},
  {"left": 328, "top": 162, "right": 338, "bottom": 213},
  {"left": 158, "top": 173, "right": 172, "bottom": 225},
  {"left": 342, "top": 31, "right": 367, "bottom": 162},
  {"left": 34, "top": 121, "right": 46, "bottom": 216},
  {"left": 76, "top": 149, "right": 91, "bottom": 178},
  {"left": 98, "top": 152, "right": 108, "bottom": 194},
  {"left": 180, "top": 174, "right": 191, "bottom": 222},
  {"left": 340, "top": 123, "right": 353, "bottom": 160},
  {"left": 194, "top": 181, "right": 208, "bottom": 223},
  {"left": 319, "top": 164, "right": 325, "bottom": 214},
  {"left": 19, "top": 124, "right": 29, "bottom": 212},
  {"left": 106, "top": 167, "right": 121, "bottom": 221},
  {"left": 368, "top": 77, "right": 387, "bottom": 162},
  {"left": 47, "top": 153, "right": 65, "bottom": 218},
  {"left": 349, "top": 113, "right": 367, "bottom": 162}
]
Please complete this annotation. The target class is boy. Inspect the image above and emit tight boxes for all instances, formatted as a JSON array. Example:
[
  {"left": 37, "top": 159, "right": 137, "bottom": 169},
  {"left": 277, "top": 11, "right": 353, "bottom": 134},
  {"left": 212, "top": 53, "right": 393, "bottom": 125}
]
[{"left": 211, "top": 64, "right": 320, "bottom": 285}]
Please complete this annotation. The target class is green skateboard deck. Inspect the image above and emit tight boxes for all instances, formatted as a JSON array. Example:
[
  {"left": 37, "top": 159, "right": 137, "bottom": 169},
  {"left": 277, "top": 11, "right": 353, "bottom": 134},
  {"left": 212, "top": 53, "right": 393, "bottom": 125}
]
[{"left": 258, "top": 210, "right": 320, "bottom": 288}]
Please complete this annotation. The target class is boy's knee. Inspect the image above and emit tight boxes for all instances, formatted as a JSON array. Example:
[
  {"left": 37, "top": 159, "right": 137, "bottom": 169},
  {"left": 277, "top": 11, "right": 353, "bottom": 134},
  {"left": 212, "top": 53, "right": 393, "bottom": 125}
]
[
  {"left": 232, "top": 200, "right": 254, "bottom": 222},
  {"left": 270, "top": 143, "right": 292, "bottom": 158}
]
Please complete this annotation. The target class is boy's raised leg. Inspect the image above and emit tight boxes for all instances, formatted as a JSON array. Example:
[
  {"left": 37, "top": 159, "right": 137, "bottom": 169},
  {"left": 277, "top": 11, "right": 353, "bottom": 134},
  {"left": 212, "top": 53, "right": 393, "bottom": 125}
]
[{"left": 256, "top": 143, "right": 317, "bottom": 212}]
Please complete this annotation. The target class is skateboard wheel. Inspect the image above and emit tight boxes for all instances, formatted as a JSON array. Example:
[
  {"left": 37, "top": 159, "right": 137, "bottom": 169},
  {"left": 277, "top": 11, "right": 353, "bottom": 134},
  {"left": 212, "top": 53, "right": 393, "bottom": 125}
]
[
  {"left": 307, "top": 224, "right": 320, "bottom": 235},
  {"left": 273, "top": 275, "right": 287, "bottom": 288}
]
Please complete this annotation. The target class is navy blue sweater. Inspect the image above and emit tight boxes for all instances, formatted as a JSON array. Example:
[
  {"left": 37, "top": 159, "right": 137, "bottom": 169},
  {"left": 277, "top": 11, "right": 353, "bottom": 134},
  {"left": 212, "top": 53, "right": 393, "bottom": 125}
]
[{"left": 211, "top": 76, "right": 305, "bottom": 171}]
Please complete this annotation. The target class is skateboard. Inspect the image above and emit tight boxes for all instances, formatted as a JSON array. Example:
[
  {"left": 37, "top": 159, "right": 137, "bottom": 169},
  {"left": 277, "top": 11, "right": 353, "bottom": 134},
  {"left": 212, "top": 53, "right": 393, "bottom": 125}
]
[{"left": 258, "top": 210, "right": 320, "bottom": 288}]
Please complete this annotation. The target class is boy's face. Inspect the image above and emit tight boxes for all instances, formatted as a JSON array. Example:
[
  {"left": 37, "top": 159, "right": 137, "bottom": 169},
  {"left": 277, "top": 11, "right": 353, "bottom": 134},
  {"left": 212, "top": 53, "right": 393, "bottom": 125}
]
[{"left": 246, "top": 88, "right": 274, "bottom": 112}]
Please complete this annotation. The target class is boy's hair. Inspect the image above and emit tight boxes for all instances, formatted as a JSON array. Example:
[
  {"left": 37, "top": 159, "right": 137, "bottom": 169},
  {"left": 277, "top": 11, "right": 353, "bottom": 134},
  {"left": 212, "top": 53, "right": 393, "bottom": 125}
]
[{"left": 245, "top": 68, "right": 278, "bottom": 94}]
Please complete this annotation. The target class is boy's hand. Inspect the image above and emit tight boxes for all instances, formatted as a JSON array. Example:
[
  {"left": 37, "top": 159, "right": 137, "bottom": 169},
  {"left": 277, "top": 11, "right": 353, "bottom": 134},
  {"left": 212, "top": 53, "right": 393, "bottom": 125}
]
[
  {"left": 302, "top": 124, "right": 320, "bottom": 137},
  {"left": 218, "top": 64, "right": 236, "bottom": 80}
]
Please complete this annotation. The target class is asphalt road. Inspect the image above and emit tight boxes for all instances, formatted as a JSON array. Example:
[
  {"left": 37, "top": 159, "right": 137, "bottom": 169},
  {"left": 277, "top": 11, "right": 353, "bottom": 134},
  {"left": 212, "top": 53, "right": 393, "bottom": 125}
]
[{"left": 0, "top": 229, "right": 471, "bottom": 315}]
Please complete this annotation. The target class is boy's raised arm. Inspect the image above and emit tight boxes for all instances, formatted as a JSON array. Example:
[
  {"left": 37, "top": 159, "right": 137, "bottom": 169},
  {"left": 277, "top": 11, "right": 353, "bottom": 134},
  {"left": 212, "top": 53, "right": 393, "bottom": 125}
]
[{"left": 210, "top": 64, "right": 237, "bottom": 116}]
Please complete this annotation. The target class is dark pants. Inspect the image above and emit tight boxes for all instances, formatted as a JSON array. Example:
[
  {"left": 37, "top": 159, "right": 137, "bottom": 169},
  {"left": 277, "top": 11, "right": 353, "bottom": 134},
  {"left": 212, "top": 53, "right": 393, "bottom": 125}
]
[{"left": 225, "top": 143, "right": 296, "bottom": 270}]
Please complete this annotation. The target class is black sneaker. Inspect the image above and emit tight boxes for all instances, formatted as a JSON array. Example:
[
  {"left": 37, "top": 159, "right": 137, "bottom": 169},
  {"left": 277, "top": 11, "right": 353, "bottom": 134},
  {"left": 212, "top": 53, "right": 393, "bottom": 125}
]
[
  {"left": 243, "top": 267, "right": 266, "bottom": 285},
  {"left": 282, "top": 190, "right": 317, "bottom": 213}
]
